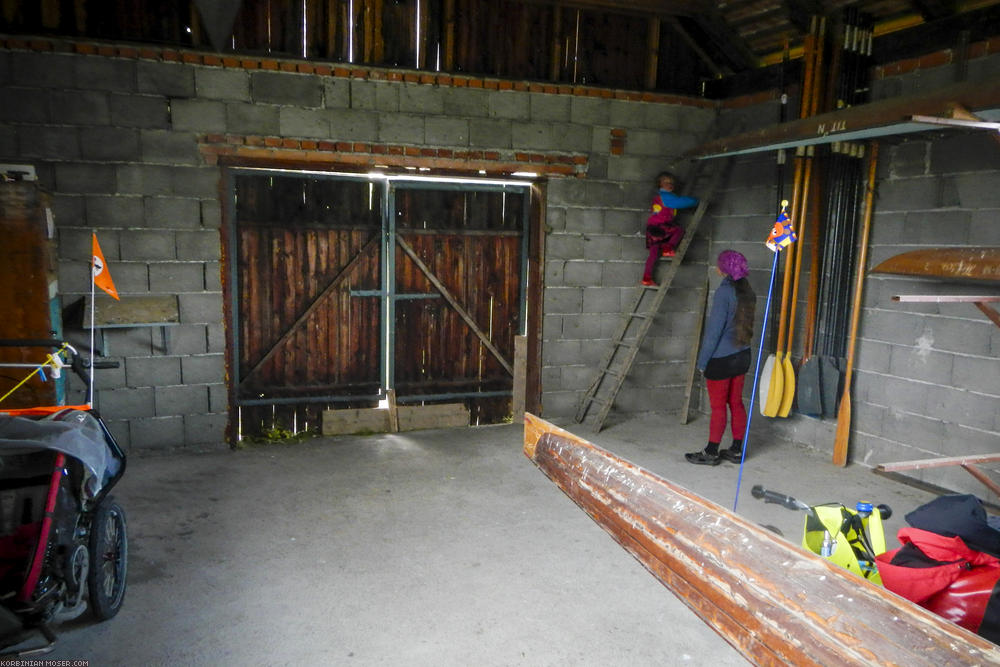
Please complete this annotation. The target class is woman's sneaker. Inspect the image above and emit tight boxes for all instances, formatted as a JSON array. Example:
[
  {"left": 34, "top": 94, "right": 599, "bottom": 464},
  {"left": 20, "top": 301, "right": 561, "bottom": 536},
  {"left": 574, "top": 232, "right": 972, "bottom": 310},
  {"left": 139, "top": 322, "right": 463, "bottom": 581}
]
[
  {"left": 719, "top": 447, "right": 743, "bottom": 463},
  {"left": 685, "top": 450, "right": 721, "bottom": 466}
]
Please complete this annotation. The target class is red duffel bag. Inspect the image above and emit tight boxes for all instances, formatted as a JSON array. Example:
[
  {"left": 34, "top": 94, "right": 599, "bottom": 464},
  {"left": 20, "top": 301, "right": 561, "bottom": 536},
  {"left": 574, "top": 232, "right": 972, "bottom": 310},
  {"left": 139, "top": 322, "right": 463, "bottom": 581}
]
[{"left": 877, "top": 526, "right": 1000, "bottom": 642}]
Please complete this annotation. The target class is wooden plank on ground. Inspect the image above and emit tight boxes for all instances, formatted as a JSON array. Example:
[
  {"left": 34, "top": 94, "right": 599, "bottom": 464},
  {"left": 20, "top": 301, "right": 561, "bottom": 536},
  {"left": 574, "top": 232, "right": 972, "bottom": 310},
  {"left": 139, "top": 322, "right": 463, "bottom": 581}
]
[
  {"left": 322, "top": 403, "right": 469, "bottom": 436},
  {"left": 523, "top": 413, "right": 1000, "bottom": 666},
  {"left": 397, "top": 403, "right": 469, "bottom": 431},
  {"left": 321, "top": 408, "right": 389, "bottom": 436}
]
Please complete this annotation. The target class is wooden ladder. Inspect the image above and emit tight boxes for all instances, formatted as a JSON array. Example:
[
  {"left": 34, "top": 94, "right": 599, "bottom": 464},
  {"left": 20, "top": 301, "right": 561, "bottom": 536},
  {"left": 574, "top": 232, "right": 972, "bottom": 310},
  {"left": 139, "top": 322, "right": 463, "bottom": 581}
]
[{"left": 574, "top": 157, "right": 731, "bottom": 432}]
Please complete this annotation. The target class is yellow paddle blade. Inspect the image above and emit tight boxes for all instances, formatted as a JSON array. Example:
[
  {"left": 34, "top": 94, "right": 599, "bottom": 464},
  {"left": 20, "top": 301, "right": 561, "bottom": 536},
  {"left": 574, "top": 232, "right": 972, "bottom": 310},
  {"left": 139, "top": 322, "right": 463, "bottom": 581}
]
[
  {"left": 758, "top": 354, "right": 776, "bottom": 415},
  {"left": 763, "top": 355, "right": 784, "bottom": 417},
  {"left": 777, "top": 356, "right": 796, "bottom": 417}
]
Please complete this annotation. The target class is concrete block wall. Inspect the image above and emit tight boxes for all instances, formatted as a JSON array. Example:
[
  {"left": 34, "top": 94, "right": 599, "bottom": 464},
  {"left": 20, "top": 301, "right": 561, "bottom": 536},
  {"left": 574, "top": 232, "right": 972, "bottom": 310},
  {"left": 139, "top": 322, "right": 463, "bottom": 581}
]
[
  {"left": 540, "top": 103, "right": 716, "bottom": 418},
  {"left": 853, "top": 123, "right": 1000, "bottom": 501},
  {"left": 0, "top": 39, "right": 714, "bottom": 451},
  {"left": 1, "top": 49, "right": 229, "bottom": 452},
  {"left": 704, "top": 54, "right": 1000, "bottom": 500}
]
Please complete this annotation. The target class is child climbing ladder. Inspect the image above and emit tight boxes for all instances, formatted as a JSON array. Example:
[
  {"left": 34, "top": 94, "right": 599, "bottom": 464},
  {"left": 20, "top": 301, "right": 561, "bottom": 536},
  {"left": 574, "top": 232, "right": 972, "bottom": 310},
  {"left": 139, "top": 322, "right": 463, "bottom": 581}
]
[{"left": 641, "top": 171, "right": 699, "bottom": 286}]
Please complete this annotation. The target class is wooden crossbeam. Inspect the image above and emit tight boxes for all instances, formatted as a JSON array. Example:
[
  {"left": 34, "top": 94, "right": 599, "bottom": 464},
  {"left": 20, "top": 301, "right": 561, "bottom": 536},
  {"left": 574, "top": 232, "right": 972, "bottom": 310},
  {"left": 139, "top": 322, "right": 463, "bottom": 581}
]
[{"left": 524, "top": 414, "right": 1000, "bottom": 666}]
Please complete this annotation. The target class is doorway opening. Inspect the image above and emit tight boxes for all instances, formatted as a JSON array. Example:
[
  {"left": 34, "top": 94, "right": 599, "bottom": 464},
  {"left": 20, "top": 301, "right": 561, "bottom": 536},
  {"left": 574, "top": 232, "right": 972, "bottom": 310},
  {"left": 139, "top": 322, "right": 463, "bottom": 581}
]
[{"left": 224, "top": 167, "right": 538, "bottom": 441}]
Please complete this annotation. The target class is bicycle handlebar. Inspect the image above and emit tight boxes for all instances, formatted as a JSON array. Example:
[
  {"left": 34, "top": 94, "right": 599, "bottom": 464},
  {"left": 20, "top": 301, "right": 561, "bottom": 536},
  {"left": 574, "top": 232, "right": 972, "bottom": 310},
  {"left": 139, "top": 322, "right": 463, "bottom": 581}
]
[
  {"left": 752, "top": 484, "right": 892, "bottom": 519},
  {"left": 751, "top": 485, "right": 812, "bottom": 512},
  {"left": 0, "top": 339, "right": 119, "bottom": 386}
]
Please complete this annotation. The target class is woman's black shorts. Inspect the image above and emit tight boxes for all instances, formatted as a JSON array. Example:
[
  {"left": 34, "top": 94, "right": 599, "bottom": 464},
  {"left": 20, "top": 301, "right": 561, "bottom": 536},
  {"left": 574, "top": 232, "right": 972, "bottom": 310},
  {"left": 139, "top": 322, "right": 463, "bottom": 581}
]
[{"left": 703, "top": 348, "right": 751, "bottom": 380}]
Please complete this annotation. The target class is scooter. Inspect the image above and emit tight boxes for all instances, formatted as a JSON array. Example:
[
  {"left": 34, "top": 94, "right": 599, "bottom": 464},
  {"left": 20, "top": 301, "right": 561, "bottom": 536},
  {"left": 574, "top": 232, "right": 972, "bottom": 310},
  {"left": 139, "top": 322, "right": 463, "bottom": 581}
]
[{"left": 752, "top": 484, "right": 891, "bottom": 584}]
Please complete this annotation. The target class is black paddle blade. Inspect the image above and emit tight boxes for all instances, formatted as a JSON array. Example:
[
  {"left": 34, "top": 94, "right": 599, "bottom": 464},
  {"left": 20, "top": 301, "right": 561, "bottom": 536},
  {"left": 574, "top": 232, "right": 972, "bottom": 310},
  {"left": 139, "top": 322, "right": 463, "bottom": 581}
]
[{"left": 796, "top": 357, "right": 822, "bottom": 417}]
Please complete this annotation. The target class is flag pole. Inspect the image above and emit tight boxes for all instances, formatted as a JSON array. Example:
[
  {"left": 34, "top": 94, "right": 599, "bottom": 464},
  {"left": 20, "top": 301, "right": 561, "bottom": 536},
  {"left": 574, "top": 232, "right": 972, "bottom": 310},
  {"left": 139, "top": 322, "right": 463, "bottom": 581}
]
[{"left": 89, "top": 233, "right": 96, "bottom": 407}]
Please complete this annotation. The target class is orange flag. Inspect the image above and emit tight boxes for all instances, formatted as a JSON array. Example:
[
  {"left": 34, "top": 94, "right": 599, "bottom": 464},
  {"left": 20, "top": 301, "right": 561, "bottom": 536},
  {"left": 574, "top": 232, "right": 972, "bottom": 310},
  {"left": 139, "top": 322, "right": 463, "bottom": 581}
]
[{"left": 92, "top": 233, "right": 119, "bottom": 300}]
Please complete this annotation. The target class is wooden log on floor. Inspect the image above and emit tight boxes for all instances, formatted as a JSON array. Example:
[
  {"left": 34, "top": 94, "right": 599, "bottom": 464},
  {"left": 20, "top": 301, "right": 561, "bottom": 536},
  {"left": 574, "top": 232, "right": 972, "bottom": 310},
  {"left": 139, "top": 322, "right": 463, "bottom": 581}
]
[{"left": 523, "top": 413, "right": 1000, "bottom": 666}]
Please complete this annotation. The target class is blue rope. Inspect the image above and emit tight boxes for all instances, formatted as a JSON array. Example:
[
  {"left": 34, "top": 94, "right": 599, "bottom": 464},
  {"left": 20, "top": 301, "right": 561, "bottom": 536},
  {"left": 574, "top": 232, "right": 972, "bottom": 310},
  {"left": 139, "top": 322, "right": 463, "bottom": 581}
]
[{"left": 733, "top": 248, "right": 783, "bottom": 512}]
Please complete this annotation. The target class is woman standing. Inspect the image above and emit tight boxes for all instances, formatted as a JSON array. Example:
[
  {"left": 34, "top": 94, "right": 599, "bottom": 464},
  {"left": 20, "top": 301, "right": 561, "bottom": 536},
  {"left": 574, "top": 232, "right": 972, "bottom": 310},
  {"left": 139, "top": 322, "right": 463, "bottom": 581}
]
[{"left": 686, "top": 250, "right": 756, "bottom": 466}]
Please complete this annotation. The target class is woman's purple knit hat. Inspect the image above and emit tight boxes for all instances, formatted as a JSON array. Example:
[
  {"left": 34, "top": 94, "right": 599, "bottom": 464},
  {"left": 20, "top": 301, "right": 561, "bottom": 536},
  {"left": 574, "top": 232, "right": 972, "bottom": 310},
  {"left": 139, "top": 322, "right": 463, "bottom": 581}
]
[{"left": 717, "top": 250, "right": 748, "bottom": 280}]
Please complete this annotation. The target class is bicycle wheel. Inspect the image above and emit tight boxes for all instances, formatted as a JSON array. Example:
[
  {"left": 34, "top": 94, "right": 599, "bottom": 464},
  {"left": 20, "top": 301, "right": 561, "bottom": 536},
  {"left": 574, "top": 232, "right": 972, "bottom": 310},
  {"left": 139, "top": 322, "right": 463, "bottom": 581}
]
[{"left": 87, "top": 497, "right": 128, "bottom": 621}]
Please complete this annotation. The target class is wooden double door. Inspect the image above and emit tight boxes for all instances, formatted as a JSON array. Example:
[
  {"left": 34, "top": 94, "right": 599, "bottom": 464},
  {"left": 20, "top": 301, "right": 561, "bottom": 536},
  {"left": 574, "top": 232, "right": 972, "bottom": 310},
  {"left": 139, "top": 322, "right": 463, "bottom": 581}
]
[{"left": 227, "top": 170, "right": 531, "bottom": 439}]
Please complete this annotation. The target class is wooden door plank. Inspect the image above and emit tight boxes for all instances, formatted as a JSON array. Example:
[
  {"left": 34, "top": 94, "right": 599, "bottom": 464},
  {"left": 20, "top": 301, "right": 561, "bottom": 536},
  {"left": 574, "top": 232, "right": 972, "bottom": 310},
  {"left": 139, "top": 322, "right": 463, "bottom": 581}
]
[
  {"left": 241, "top": 234, "right": 378, "bottom": 385},
  {"left": 396, "top": 236, "right": 513, "bottom": 376}
]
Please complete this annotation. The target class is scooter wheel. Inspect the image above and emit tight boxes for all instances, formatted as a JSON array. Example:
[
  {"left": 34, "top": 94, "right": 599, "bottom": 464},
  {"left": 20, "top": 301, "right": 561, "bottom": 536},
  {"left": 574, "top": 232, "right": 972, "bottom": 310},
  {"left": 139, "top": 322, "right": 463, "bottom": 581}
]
[{"left": 88, "top": 496, "right": 128, "bottom": 621}]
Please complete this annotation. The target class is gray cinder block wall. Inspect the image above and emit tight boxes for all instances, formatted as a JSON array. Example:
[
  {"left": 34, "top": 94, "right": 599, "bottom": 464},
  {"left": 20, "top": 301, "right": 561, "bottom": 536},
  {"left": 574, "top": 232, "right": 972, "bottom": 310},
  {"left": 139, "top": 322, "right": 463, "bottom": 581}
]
[
  {"left": 541, "top": 104, "right": 715, "bottom": 419},
  {"left": 1, "top": 39, "right": 997, "bottom": 499},
  {"left": 0, "top": 40, "right": 714, "bottom": 451}
]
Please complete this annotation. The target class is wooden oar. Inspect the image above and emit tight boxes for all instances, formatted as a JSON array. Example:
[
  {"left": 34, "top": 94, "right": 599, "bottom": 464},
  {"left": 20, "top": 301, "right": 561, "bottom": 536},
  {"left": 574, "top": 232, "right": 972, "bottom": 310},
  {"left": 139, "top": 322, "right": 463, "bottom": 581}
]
[
  {"left": 767, "top": 20, "right": 820, "bottom": 418},
  {"left": 833, "top": 141, "right": 879, "bottom": 466},
  {"left": 800, "top": 15, "right": 827, "bottom": 364},
  {"left": 796, "top": 152, "right": 825, "bottom": 416},
  {"left": 778, "top": 146, "right": 814, "bottom": 417},
  {"left": 760, "top": 147, "right": 804, "bottom": 417},
  {"left": 679, "top": 278, "right": 709, "bottom": 425}
]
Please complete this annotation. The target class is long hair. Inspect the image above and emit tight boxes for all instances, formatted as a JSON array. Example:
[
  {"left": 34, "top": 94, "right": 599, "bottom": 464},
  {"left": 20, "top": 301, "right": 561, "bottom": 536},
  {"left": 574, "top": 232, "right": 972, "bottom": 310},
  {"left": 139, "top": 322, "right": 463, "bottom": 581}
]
[{"left": 731, "top": 277, "right": 756, "bottom": 346}]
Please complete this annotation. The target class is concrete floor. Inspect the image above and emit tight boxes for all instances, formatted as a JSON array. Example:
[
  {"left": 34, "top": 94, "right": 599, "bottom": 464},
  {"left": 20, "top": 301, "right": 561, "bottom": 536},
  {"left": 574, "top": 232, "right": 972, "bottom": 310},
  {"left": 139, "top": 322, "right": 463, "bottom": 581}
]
[{"left": 31, "top": 411, "right": 942, "bottom": 666}]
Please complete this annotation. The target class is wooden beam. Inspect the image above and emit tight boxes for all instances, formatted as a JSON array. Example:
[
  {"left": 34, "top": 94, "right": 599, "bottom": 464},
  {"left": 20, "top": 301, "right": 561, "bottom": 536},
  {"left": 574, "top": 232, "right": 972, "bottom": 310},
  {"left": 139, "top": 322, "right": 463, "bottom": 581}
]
[
  {"left": 961, "top": 463, "right": 1000, "bottom": 498},
  {"left": 948, "top": 103, "right": 1000, "bottom": 147},
  {"left": 911, "top": 114, "right": 1000, "bottom": 131},
  {"left": 517, "top": 0, "right": 702, "bottom": 19},
  {"left": 326, "top": 0, "right": 338, "bottom": 60},
  {"left": 892, "top": 294, "right": 1000, "bottom": 328},
  {"left": 523, "top": 414, "right": 1000, "bottom": 666},
  {"left": 73, "top": 0, "right": 86, "bottom": 33},
  {"left": 877, "top": 453, "right": 1000, "bottom": 498},
  {"left": 666, "top": 16, "right": 727, "bottom": 77},
  {"left": 374, "top": 0, "right": 385, "bottom": 64},
  {"left": 362, "top": 0, "right": 374, "bottom": 63},
  {"left": 512, "top": 335, "right": 527, "bottom": 423},
  {"left": 443, "top": 0, "right": 455, "bottom": 71},
  {"left": 40, "top": 0, "right": 59, "bottom": 29},
  {"left": 386, "top": 388, "right": 399, "bottom": 432},
  {"left": 877, "top": 452, "right": 1000, "bottom": 472},
  {"left": 550, "top": 5, "right": 563, "bottom": 81},
  {"left": 975, "top": 300, "right": 1000, "bottom": 328},
  {"left": 644, "top": 16, "right": 659, "bottom": 90},
  {"left": 892, "top": 295, "right": 1000, "bottom": 302},
  {"left": 687, "top": 79, "right": 1000, "bottom": 158},
  {"left": 416, "top": 0, "right": 428, "bottom": 69}
]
